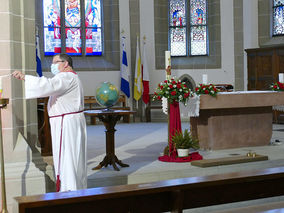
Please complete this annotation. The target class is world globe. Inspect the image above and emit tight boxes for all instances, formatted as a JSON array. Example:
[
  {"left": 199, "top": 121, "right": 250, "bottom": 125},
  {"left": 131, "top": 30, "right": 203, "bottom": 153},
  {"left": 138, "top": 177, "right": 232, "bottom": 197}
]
[{"left": 95, "top": 82, "right": 119, "bottom": 108}]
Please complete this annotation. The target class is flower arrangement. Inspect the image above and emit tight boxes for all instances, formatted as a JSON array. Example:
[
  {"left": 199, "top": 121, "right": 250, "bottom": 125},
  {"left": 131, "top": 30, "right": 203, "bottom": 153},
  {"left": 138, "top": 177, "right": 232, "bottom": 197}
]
[
  {"left": 270, "top": 81, "right": 284, "bottom": 91},
  {"left": 153, "top": 77, "right": 193, "bottom": 104},
  {"left": 195, "top": 84, "right": 219, "bottom": 97}
]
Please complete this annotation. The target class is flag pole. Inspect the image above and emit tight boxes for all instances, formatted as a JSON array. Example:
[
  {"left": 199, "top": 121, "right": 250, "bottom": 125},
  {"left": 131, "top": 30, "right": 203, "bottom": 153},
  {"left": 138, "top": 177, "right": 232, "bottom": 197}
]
[{"left": 0, "top": 98, "right": 9, "bottom": 213}]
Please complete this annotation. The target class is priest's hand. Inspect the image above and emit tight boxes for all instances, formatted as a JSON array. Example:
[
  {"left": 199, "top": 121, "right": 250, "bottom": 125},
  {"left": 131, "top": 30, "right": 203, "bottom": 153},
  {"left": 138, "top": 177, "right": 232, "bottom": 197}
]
[{"left": 12, "top": 70, "right": 25, "bottom": 80}]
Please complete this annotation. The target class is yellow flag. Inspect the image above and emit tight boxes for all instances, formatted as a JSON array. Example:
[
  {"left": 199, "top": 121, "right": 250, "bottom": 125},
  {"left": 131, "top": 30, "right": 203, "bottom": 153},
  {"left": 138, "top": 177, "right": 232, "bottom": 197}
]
[{"left": 134, "top": 36, "right": 142, "bottom": 101}]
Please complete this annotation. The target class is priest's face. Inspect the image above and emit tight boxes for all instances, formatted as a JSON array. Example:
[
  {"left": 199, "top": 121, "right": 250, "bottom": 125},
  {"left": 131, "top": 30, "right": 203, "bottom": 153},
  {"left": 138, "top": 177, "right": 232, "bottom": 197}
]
[{"left": 52, "top": 55, "right": 66, "bottom": 72}]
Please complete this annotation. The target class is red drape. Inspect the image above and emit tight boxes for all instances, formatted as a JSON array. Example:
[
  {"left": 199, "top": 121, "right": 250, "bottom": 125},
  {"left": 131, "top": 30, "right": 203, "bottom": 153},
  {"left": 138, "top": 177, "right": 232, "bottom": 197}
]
[
  {"left": 168, "top": 101, "right": 181, "bottom": 158},
  {"left": 158, "top": 101, "right": 203, "bottom": 162}
]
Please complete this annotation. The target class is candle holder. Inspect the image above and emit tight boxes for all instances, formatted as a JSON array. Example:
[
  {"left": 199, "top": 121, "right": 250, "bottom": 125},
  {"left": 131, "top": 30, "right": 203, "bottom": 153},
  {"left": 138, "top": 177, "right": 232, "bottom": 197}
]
[{"left": 0, "top": 98, "right": 9, "bottom": 213}]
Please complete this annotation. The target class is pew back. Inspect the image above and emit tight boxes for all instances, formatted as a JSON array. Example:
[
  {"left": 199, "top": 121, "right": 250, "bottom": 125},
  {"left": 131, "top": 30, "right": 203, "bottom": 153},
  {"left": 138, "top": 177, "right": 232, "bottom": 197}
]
[{"left": 16, "top": 167, "right": 284, "bottom": 213}]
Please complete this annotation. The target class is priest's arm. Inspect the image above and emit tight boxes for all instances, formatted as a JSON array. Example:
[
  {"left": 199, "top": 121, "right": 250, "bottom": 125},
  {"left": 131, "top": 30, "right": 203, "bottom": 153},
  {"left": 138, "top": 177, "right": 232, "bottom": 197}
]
[{"left": 12, "top": 71, "right": 72, "bottom": 99}]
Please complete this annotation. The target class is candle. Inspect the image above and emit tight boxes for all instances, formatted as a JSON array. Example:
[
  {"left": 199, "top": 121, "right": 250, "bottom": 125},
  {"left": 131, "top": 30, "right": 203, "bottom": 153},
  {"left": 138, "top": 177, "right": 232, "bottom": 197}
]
[
  {"left": 165, "top": 51, "right": 171, "bottom": 69},
  {"left": 202, "top": 74, "right": 208, "bottom": 84},
  {"left": 279, "top": 73, "right": 284, "bottom": 83}
]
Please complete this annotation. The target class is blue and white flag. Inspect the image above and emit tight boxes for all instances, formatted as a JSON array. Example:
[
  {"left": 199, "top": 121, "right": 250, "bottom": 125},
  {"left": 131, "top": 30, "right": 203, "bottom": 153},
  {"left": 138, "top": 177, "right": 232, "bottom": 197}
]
[
  {"left": 120, "top": 37, "right": 130, "bottom": 98},
  {"left": 36, "top": 28, "right": 42, "bottom": 77}
]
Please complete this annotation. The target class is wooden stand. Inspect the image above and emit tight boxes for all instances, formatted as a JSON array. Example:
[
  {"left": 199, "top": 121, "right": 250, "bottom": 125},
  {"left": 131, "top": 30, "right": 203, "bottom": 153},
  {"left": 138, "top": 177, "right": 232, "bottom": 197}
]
[
  {"left": 84, "top": 109, "right": 135, "bottom": 171},
  {"left": 0, "top": 99, "right": 9, "bottom": 213}
]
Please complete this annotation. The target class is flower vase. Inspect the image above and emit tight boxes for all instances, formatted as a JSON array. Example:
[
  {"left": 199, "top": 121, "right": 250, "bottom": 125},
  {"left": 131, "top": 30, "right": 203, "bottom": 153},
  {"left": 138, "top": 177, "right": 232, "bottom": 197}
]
[{"left": 169, "top": 101, "right": 182, "bottom": 158}]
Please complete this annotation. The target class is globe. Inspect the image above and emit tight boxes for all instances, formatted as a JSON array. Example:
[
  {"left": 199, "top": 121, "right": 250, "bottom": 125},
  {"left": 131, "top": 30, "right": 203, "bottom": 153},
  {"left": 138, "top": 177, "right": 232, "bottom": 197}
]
[{"left": 95, "top": 82, "right": 119, "bottom": 108}]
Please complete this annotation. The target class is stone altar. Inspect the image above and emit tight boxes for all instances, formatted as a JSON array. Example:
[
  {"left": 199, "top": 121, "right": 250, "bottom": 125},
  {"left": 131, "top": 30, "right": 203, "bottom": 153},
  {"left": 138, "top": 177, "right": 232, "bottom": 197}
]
[{"left": 190, "top": 91, "right": 284, "bottom": 150}]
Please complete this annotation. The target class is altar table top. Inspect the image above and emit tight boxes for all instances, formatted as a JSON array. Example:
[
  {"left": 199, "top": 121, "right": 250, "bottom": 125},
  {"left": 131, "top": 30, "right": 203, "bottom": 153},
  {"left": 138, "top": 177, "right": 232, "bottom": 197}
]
[{"left": 199, "top": 91, "right": 284, "bottom": 109}]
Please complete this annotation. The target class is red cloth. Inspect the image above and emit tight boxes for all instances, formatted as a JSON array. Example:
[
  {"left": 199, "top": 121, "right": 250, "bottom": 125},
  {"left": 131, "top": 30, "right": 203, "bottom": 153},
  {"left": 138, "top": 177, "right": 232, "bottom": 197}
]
[
  {"left": 158, "top": 152, "right": 203, "bottom": 162},
  {"left": 142, "top": 80, "right": 150, "bottom": 104},
  {"left": 168, "top": 101, "right": 182, "bottom": 158}
]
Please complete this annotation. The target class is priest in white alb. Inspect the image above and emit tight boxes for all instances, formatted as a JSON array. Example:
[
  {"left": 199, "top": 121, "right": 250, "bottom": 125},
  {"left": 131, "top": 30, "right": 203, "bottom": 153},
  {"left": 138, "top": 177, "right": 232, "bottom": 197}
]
[{"left": 12, "top": 53, "right": 87, "bottom": 192}]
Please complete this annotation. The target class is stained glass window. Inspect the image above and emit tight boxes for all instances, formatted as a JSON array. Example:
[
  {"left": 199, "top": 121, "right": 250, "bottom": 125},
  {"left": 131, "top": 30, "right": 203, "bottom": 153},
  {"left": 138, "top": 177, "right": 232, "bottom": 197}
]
[
  {"left": 85, "top": 0, "right": 102, "bottom": 55},
  {"left": 273, "top": 0, "right": 284, "bottom": 36},
  {"left": 43, "top": 0, "right": 61, "bottom": 55},
  {"left": 169, "top": 0, "right": 208, "bottom": 56},
  {"left": 43, "top": 0, "right": 102, "bottom": 56}
]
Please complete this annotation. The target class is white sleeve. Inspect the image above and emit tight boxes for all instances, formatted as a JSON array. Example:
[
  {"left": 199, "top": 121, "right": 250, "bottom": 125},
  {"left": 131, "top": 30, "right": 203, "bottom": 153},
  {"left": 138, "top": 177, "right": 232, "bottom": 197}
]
[{"left": 25, "top": 74, "right": 73, "bottom": 99}]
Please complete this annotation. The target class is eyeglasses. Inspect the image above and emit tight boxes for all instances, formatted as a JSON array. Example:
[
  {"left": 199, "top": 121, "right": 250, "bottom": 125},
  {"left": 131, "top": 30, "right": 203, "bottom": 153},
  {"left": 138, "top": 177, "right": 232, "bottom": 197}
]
[{"left": 52, "top": 60, "right": 65, "bottom": 64}]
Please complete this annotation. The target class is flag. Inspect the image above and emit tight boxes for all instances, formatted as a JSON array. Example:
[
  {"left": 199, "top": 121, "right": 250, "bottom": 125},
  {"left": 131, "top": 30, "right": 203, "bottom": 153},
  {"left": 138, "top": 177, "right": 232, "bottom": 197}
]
[
  {"left": 120, "top": 37, "right": 130, "bottom": 98},
  {"left": 142, "top": 42, "right": 150, "bottom": 104},
  {"left": 36, "top": 28, "right": 42, "bottom": 77},
  {"left": 134, "top": 36, "right": 142, "bottom": 101}
]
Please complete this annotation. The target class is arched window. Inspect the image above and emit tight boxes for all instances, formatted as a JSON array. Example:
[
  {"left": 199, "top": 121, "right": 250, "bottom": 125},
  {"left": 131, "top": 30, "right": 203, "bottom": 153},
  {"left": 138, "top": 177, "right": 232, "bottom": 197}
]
[
  {"left": 169, "top": 0, "right": 208, "bottom": 56},
  {"left": 273, "top": 0, "right": 284, "bottom": 36},
  {"left": 43, "top": 0, "right": 102, "bottom": 56}
]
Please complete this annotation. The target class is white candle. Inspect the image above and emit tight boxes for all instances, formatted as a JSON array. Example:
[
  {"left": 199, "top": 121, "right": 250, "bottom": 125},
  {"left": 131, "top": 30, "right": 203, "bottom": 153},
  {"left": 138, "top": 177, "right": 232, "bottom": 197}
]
[
  {"left": 165, "top": 51, "right": 171, "bottom": 69},
  {"left": 202, "top": 74, "right": 208, "bottom": 84},
  {"left": 279, "top": 73, "right": 284, "bottom": 83}
]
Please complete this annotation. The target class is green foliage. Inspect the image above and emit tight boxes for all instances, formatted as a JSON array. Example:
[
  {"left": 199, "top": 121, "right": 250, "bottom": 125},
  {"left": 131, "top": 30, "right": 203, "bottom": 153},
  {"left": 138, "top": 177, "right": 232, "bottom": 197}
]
[{"left": 171, "top": 129, "right": 199, "bottom": 149}]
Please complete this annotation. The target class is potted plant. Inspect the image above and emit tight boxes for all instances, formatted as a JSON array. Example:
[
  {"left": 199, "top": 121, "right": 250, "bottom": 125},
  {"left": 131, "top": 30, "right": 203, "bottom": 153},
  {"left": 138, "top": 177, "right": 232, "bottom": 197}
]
[{"left": 171, "top": 129, "right": 199, "bottom": 157}]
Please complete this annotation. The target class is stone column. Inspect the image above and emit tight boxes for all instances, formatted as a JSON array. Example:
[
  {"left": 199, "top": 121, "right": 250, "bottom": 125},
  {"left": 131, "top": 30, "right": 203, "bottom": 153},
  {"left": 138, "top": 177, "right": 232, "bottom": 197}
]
[{"left": 0, "top": 1, "right": 54, "bottom": 212}]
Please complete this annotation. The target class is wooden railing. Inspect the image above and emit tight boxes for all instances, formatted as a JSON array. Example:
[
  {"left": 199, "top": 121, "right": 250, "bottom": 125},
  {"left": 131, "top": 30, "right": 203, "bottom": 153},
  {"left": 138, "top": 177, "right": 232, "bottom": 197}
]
[{"left": 16, "top": 166, "right": 284, "bottom": 213}]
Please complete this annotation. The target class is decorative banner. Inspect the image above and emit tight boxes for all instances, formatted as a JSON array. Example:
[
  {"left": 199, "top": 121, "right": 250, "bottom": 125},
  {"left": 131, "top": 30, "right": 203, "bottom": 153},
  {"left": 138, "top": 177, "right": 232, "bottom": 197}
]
[{"left": 202, "top": 74, "right": 208, "bottom": 84}]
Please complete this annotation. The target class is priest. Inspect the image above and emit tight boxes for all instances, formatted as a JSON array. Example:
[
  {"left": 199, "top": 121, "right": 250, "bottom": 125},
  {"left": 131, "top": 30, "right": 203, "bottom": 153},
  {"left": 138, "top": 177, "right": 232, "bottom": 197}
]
[{"left": 12, "top": 53, "right": 87, "bottom": 192}]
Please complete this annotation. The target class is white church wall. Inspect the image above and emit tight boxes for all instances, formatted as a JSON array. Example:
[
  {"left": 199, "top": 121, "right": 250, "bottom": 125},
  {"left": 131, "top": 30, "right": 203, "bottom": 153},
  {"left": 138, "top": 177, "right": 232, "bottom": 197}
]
[{"left": 243, "top": 0, "right": 259, "bottom": 90}]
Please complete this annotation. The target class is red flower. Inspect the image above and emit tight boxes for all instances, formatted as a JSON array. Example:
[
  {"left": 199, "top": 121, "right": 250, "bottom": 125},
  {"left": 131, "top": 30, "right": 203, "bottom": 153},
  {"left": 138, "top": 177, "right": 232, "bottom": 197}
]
[
  {"left": 184, "top": 93, "right": 189, "bottom": 98},
  {"left": 274, "top": 85, "right": 278, "bottom": 89},
  {"left": 160, "top": 85, "right": 163, "bottom": 89},
  {"left": 205, "top": 90, "right": 209, "bottom": 94},
  {"left": 169, "top": 85, "right": 173, "bottom": 89},
  {"left": 164, "top": 80, "right": 168, "bottom": 83},
  {"left": 183, "top": 84, "right": 187, "bottom": 88},
  {"left": 171, "top": 91, "right": 176, "bottom": 96},
  {"left": 195, "top": 88, "right": 199, "bottom": 92},
  {"left": 177, "top": 84, "right": 181, "bottom": 89},
  {"left": 157, "top": 96, "right": 161, "bottom": 100},
  {"left": 172, "top": 81, "right": 176, "bottom": 84},
  {"left": 154, "top": 92, "right": 158, "bottom": 95}
]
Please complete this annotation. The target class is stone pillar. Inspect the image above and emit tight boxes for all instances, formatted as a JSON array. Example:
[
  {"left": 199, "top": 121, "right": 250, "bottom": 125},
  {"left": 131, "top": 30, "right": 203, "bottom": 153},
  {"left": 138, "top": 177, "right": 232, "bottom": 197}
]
[{"left": 0, "top": 1, "right": 54, "bottom": 212}]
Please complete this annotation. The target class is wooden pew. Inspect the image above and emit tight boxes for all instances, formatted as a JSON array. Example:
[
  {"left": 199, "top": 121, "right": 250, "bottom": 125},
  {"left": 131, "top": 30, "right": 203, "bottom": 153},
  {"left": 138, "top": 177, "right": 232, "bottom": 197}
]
[
  {"left": 84, "top": 94, "right": 131, "bottom": 124},
  {"left": 16, "top": 167, "right": 284, "bottom": 213}
]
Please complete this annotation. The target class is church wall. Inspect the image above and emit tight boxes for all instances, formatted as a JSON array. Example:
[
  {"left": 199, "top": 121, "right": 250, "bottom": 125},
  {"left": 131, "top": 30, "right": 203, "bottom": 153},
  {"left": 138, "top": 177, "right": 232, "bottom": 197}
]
[
  {"left": 243, "top": 0, "right": 259, "bottom": 90},
  {"left": 74, "top": 0, "right": 235, "bottom": 95}
]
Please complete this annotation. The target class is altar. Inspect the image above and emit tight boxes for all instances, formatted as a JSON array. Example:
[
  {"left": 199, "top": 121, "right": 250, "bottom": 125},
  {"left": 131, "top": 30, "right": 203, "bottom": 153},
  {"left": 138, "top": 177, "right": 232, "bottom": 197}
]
[{"left": 190, "top": 91, "right": 284, "bottom": 150}]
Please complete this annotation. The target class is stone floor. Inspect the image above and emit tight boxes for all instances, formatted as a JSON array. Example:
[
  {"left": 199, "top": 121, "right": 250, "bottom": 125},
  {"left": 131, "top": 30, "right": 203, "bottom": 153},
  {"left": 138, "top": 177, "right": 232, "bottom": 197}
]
[{"left": 86, "top": 121, "right": 284, "bottom": 212}]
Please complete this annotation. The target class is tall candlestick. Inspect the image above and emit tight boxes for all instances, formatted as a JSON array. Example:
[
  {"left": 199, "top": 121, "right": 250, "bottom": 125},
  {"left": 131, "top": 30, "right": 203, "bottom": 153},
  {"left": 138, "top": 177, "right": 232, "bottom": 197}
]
[
  {"left": 202, "top": 74, "right": 208, "bottom": 84},
  {"left": 165, "top": 51, "right": 171, "bottom": 69},
  {"left": 279, "top": 73, "right": 284, "bottom": 83},
  {"left": 0, "top": 78, "right": 2, "bottom": 99}
]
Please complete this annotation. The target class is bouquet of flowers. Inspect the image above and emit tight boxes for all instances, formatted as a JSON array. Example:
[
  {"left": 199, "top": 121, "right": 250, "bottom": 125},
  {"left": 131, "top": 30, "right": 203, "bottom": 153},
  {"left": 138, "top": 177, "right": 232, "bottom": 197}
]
[
  {"left": 270, "top": 81, "right": 284, "bottom": 91},
  {"left": 153, "top": 77, "right": 193, "bottom": 104},
  {"left": 195, "top": 84, "right": 219, "bottom": 97}
]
